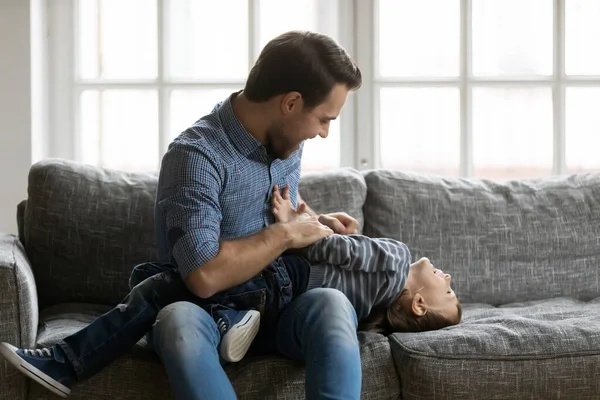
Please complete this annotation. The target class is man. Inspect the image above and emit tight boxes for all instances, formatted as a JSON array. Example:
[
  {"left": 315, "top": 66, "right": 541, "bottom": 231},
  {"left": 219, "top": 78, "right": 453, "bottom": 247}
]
[
  {"left": 150, "top": 31, "right": 362, "bottom": 399},
  {"left": 0, "top": 30, "right": 363, "bottom": 400}
]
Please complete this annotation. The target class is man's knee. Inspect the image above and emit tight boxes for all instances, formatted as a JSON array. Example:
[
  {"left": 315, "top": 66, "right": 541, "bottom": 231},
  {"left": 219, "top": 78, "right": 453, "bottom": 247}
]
[
  {"left": 302, "top": 288, "right": 358, "bottom": 327},
  {"left": 152, "top": 302, "right": 220, "bottom": 351}
]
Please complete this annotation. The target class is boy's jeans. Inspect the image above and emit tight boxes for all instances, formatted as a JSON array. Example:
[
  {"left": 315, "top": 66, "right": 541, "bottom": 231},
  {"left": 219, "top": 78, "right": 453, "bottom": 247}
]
[
  {"left": 56, "top": 256, "right": 362, "bottom": 399},
  {"left": 57, "top": 256, "right": 295, "bottom": 380}
]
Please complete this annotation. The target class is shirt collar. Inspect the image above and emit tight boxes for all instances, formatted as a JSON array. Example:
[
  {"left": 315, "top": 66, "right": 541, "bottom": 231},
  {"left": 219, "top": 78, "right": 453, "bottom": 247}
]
[{"left": 218, "top": 92, "right": 264, "bottom": 158}]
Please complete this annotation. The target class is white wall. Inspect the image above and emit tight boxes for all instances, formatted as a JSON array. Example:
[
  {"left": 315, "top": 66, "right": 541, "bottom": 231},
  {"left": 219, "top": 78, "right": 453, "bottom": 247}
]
[{"left": 0, "top": 0, "right": 35, "bottom": 234}]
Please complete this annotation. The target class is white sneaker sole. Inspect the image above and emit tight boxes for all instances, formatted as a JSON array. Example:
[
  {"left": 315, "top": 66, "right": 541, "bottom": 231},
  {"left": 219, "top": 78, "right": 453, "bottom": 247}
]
[
  {"left": 219, "top": 310, "right": 261, "bottom": 363},
  {"left": 0, "top": 342, "right": 71, "bottom": 398}
]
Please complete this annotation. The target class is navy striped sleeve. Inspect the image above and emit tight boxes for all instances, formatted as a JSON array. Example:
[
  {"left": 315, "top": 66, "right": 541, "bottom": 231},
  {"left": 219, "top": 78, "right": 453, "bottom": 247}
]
[{"left": 304, "top": 234, "right": 411, "bottom": 274}]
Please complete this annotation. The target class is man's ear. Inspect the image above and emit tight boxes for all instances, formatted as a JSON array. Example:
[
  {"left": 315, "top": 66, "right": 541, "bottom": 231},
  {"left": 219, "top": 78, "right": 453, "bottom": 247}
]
[
  {"left": 280, "top": 91, "right": 302, "bottom": 115},
  {"left": 411, "top": 293, "right": 428, "bottom": 316}
]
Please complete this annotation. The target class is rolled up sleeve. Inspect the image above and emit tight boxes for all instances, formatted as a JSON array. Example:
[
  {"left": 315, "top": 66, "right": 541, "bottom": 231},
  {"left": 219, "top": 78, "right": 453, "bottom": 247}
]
[{"left": 157, "top": 142, "right": 223, "bottom": 280}]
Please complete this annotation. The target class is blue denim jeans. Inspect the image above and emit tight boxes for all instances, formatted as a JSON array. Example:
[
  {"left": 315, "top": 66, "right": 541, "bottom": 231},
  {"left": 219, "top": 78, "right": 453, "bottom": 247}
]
[{"left": 57, "top": 255, "right": 361, "bottom": 400}]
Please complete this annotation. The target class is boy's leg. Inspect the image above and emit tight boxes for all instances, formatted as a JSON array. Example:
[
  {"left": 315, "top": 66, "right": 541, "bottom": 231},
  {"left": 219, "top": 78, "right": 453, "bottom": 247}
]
[
  {"left": 152, "top": 302, "right": 237, "bottom": 400},
  {"left": 0, "top": 262, "right": 194, "bottom": 397},
  {"left": 275, "top": 288, "right": 361, "bottom": 400}
]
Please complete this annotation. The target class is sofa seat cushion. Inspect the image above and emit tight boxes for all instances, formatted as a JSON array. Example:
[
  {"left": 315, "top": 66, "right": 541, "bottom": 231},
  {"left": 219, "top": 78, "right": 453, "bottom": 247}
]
[
  {"left": 34, "top": 304, "right": 399, "bottom": 400},
  {"left": 390, "top": 297, "right": 600, "bottom": 400}
]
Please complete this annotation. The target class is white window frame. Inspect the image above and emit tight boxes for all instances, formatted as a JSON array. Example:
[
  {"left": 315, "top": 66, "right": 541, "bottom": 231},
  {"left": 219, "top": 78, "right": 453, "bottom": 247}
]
[
  {"left": 355, "top": 0, "right": 600, "bottom": 176},
  {"left": 47, "top": 0, "right": 600, "bottom": 176},
  {"left": 47, "top": 0, "right": 356, "bottom": 170}
]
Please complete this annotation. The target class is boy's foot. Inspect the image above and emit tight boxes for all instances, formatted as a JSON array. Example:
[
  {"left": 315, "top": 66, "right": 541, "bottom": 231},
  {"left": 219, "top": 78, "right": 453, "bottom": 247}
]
[
  {"left": 217, "top": 310, "right": 261, "bottom": 363},
  {"left": 0, "top": 342, "right": 73, "bottom": 398}
]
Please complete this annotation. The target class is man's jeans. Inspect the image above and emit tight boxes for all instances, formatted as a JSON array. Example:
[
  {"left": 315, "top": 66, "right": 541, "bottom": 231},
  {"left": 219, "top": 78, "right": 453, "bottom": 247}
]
[{"left": 57, "top": 256, "right": 362, "bottom": 400}]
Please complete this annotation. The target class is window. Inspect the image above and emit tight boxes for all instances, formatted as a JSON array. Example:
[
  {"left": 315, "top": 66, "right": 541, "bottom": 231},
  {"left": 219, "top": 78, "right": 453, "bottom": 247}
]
[
  {"left": 371, "top": 0, "right": 600, "bottom": 178},
  {"left": 51, "top": 0, "right": 343, "bottom": 173},
  {"left": 49, "top": 0, "right": 600, "bottom": 178}
]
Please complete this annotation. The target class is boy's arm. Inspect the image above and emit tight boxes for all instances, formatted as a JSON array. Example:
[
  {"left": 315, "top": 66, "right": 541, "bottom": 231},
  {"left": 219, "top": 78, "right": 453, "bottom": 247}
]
[{"left": 303, "top": 235, "right": 411, "bottom": 273}]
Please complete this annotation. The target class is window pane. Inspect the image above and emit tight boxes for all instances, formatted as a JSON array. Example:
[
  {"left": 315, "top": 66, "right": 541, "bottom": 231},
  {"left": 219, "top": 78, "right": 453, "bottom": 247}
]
[
  {"left": 472, "top": 0, "right": 552, "bottom": 77},
  {"left": 301, "top": 118, "right": 341, "bottom": 173},
  {"left": 378, "top": 0, "right": 459, "bottom": 77},
  {"left": 166, "top": 0, "right": 248, "bottom": 80},
  {"left": 379, "top": 88, "right": 460, "bottom": 175},
  {"left": 472, "top": 87, "right": 553, "bottom": 178},
  {"left": 258, "top": 0, "right": 318, "bottom": 53},
  {"left": 77, "top": 0, "right": 157, "bottom": 79},
  {"left": 80, "top": 90, "right": 158, "bottom": 172},
  {"left": 566, "top": 88, "right": 600, "bottom": 172},
  {"left": 170, "top": 89, "right": 237, "bottom": 139},
  {"left": 566, "top": 0, "right": 600, "bottom": 75}
]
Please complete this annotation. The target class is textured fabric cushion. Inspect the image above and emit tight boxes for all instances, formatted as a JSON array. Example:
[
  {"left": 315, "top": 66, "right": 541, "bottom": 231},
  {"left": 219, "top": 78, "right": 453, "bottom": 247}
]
[
  {"left": 23, "top": 159, "right": 159, "bottom": 307},
  {"left": 391, "top": 297, "right": 600, "bottom": 400},
  {"left": 34, "top": 304, "right": 399, "bottom": 400},
  {"left": 363, "top": 170, "right": 600, "bottom": 305},
  {"left": 298, "top": 168, "right": 367, "bottom": 233},
  {"left": 23, "top": 160, "right": 367, "bottom": 307}
]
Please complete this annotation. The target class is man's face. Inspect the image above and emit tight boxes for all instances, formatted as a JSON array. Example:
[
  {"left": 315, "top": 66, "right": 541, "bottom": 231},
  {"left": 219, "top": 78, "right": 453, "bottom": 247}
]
[{"left": 267, "top": 84, "right": 350, "bottom": 159}]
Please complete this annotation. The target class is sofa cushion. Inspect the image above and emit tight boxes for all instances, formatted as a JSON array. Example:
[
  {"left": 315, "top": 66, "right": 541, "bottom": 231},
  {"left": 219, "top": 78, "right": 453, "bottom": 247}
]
[
  {"left": 390, "top": 297, "right": 600, "bottom": 400},
  {"left": 362, "top": 169, "right": 600, "bottom": 305},
  {"left": 34, "top": 304, "right": 399, "bottom": 400},
  {"left": 23, "top": 159, "right": 159, "bottom": 307},
  {"left": 23, "top": 159, "right": 367, "bottom": 307},
  {"left": 298, "top": 168, "right": 367, "bottom": 233}
]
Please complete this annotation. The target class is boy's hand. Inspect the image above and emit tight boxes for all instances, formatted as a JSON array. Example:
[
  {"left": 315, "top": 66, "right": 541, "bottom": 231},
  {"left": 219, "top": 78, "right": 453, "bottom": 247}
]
[
  {"left": 318, "top": 212, "right": 359, "bottom": 235},
  {"left": 272, "top": 184, "right": 307, "bottom": 223}
]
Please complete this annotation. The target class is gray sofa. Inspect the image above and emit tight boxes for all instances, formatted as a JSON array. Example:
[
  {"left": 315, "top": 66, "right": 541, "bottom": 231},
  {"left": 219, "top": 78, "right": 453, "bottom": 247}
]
[{"left": 1, "top": 158, "right": 600, "bottom": 400}]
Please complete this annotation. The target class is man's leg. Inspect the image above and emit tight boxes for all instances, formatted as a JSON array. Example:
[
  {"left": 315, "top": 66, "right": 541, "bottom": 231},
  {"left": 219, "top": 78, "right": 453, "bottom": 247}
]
[
  {"left": 275, "top": 288, "right": 361, "bottom": 400},
  {"left": 151, "top": 301, "right": 237, "bottom": 400}
]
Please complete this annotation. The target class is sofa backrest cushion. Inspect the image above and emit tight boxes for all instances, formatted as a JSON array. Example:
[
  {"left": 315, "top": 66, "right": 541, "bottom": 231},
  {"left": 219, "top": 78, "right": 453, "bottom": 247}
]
[
  {"left": 362, "top": 169, "right": 600, "bottom": 305},
  {"left": 24, "top": 159, "right": 159, "bottom": 307},
  {"left": 23, "top": 159, "right": 367, "bottom": 307},
  {"left": 298, "top": 168, "right": 367, "bottom": 234}
]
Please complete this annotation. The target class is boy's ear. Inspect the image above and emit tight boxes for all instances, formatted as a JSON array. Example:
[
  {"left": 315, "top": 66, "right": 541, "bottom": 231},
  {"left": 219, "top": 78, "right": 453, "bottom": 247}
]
[{"left": 411, "top": 293, "right": 428, "bottom": 316}]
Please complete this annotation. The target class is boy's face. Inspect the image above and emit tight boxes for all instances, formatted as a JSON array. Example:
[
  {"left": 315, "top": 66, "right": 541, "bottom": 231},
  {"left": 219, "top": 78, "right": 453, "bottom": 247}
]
[{"left": 405, "top": 257, "right": 460, "bottom": 318}]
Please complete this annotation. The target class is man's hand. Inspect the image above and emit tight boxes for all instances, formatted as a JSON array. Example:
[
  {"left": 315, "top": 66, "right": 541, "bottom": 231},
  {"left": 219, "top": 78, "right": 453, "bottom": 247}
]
[
  {"left": 318, "top": 212, "right": 359, "bottom": 235},
  {"left": 282, "top": 215, "right": 334, "bottom": 249}
]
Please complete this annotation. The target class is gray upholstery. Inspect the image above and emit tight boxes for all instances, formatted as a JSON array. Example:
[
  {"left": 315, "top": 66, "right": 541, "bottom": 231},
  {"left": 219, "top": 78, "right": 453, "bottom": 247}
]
[
  {"left": 363, "top": 169, "right": 600, "bottom": 305},
  {"left": 23, "top": 159, "right": 159, "bottom": 308},
  {"left": 0, "top": 233, "right": 37, "bottom": 400},
  {"left": 363, "top": 169, "right": 600, "bottom": 399},
  {"left": 392, "top": 298, "right": 600, "bottom": 399},
  {"left": 2, "top": 159, "right": 600, "bottom": 399},
  {"left": 31, "top": 294, "right": 398, "bottom": 399}
]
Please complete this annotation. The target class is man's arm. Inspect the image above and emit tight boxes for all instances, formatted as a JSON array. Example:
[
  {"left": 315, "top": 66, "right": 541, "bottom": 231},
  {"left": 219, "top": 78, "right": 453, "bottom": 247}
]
[
  {"left": 187, "top": 225, "right": 290, "bottom": 298},
  {"left": 188, "top": 218, "right": 332, "bottom": 298}
]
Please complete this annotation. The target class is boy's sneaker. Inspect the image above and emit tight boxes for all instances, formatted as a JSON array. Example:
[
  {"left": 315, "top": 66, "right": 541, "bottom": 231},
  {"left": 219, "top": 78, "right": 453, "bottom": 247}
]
[
  {"left": 0, "top": 342, "right": 73, "bottom": 398},
  {"left": 217, "top": 310, "right": 261, "bottom": 363}
]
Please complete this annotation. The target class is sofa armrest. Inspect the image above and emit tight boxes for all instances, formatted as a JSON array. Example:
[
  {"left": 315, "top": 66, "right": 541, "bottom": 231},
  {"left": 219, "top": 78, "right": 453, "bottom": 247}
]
[{"left": 0, "top": 233, "right": 38, "bottom": 400}]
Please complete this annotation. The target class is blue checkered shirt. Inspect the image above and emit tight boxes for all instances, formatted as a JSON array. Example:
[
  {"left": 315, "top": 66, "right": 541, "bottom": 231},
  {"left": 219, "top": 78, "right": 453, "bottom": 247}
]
[{"left": 155, "top": 94, "right": 303, "bottom": 280}]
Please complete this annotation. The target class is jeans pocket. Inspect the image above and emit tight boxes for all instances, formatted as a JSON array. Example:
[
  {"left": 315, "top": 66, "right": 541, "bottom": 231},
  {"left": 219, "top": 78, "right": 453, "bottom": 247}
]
[
  {"left": 278, "top": 280, "right": 293, "bottom": 310},
  {"left": 222, "top": 288, "right": 267, "bottom": 315}
]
